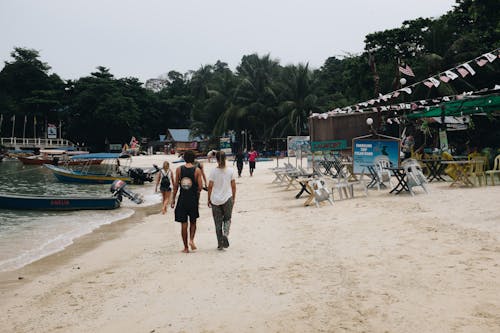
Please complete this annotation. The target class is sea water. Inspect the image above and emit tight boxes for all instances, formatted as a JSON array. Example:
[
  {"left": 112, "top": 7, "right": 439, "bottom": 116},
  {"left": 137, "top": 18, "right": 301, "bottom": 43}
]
[{"left": 0, "top": 160, "right": 160, "bottom": 272}]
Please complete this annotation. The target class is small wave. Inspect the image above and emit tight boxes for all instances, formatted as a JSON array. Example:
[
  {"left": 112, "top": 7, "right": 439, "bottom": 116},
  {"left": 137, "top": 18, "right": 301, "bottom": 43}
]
[{"left": 0, "top": 208, "right": 134, "bottom": 272}]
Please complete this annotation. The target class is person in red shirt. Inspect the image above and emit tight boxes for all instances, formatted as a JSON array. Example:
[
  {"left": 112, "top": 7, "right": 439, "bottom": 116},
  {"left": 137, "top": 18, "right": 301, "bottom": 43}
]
[{"left": 248, "top": 147, "right": 258, "bottom": 176}]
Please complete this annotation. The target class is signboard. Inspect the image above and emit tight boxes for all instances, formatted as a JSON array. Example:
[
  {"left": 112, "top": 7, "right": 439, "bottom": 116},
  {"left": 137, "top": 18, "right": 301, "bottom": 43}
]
[
  {"left": 287, "top": 136, "right": 310, "bottom": 157},
  {"left": 219, "top": 137, "right": 231, "bottom": 154},
  {"left": 352, "top": 138, "right": 400, "bottom": 174},
  {"left": 47, "top": 125, "right": 57, "bottom": 139},
  {"left": 311, "top": 140, "right": 347, "bottom": 151}
]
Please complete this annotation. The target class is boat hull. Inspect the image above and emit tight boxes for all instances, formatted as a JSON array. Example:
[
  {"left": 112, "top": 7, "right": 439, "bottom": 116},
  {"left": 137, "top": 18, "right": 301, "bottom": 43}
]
[
  {"left": 44, "top": 164, "right": 131, "bottom": 184},
  {"left": 0, "top": 193, "right": 120, "bottom": 210},
  {"left": 18, "top": 156, "right": 103, "bottom": 166}
]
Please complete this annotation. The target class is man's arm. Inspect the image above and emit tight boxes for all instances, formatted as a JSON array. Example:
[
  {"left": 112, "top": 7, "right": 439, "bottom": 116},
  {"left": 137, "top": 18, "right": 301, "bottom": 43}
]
[
  {"left": 195, "top": 168, "right": 203, "bottom": 195},
  {"left": 170, "top": 168, "right": 180, "bottom": 208}
]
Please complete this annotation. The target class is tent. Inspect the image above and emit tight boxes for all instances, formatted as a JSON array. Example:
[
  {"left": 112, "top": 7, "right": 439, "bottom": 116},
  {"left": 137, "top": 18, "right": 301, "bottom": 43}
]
[{"left": 407, "top": 94, "right": 500, "bottom": 119}]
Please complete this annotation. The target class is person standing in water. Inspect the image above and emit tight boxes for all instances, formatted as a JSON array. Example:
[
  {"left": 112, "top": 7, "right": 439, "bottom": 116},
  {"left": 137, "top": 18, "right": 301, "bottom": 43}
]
[
  {"left": 248, "top": 147, "right": 258, "bottom": 176},
  {"left": 155, "top": 161, "right": 173, "bottom": 214},
  {"left": 208, "top": 151, "right": 236, "bottom": 250},
  {"left": 171, "top": 150, "right": 203, "bottom": 253}
]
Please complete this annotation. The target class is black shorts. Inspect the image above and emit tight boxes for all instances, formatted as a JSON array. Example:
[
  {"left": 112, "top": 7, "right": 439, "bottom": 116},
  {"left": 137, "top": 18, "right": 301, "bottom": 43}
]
[
  {"left": 175, "top": 202, "right": 199, "bottom": 223},
  {"left": 249, "top": 161, "right": 256, "bottom": 169},
  {"left": 160, "top": 185, "right": 172, "bottom": 192}
]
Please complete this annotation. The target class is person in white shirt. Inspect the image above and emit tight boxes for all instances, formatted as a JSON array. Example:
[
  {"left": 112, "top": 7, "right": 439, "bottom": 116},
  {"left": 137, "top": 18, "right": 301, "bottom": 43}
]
[{"left": 207, "top": 151, "right": 236, "bottom": 250}]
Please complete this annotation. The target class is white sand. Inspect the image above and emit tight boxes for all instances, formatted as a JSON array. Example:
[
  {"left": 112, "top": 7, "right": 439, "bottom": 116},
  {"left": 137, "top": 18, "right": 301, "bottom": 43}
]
[{"left": 1, "top": 155, "right": 499, "bottom": 333}]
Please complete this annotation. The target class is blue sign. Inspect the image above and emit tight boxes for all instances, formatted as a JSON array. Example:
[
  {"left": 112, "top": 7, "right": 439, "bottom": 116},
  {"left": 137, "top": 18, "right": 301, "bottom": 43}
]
[{"left": 352, "top": 139, "right": 400, "bottom": 173}]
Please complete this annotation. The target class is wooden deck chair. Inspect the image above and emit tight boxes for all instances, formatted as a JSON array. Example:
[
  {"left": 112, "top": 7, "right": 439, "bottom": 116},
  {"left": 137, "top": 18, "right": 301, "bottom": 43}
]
[{"left": 485, "top": 154, "right": 500, "bottom": 185}]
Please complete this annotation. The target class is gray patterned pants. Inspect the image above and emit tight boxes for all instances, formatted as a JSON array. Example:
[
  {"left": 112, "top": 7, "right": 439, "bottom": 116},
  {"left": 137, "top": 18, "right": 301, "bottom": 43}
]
[{"left": 211, "top": 198, "right": 233, "bottom": 247}]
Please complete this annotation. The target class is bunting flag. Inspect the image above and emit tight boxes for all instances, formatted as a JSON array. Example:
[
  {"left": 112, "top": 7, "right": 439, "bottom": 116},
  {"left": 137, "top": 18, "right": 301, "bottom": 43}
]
[
  {"left": 439, "top": 74, "right": 450, "bottom": 82},
  {"left": 461, "top": 63, "right": 476, "bottom": 76},
  {"left": 400, "top": 87, "right": 412, "bottom": 94},
  {"left": 398, "top": 64, "right": 415, "bottom": 77},
  {"left": 445, "top": 70, "right": 459, "bottom": 80},
  {"left": 429, "top": 77, "right": 441, "bottom": 87},
  {"left": 484, "top": 52, "right": 496, "bottom": 62},
  {"left": 392, "top": 91, "right": 400, "bottom": 98},
  {"left": 476, "top": 57, "right": 488, "bottom": 67},
  {"left": 423, "top": 80, "right": 434, "bottom": 88},
  {"left": 457, "top": 66, "right": 469, "bottom": 77}
]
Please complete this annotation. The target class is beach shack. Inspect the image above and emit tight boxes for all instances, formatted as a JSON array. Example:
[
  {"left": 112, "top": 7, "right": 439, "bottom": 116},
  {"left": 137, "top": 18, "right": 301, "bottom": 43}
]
[
  {"left": 308, "top": 111, "right": 380, "bottom": 153},
  {"left": 165, "top": 129, "right": 202, "bottom": 154}
]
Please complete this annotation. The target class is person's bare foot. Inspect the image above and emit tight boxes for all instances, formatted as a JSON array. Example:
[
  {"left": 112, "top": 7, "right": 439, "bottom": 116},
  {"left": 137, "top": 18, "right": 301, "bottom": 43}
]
[
  {"left": 161, "top": 207, "right": 166, "bottom": 214},
  {"left": 182, "top": 248, "right": 189, "bottom": 253},
  {"left": 189, "top": 241, "right": 197, "bottom": 251}
]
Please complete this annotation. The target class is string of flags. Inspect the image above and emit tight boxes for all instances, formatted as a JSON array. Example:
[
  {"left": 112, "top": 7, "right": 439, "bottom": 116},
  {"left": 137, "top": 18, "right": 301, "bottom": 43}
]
[{"left": 310, "top": 48, "right": 499, "bottom": 119}]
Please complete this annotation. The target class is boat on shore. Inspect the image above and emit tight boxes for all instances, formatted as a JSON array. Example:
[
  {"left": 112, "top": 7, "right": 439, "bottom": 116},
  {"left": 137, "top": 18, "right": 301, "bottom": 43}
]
[
  {"left": 0, "top": 179, "right": 143, "bottom": 211},
  {"left": 44, "top": 153, "right": 159, "bottom": 184},
  {"left": 0, "top": 193, "right": 120, "bottom": 210},
  {"left": 18, "top": 149, "right": 103, "bottom": 166}
]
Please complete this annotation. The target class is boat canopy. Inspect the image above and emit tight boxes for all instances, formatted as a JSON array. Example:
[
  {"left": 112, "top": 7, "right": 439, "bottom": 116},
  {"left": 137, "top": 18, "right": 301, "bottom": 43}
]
[{"left": 70, "top": 153, "right": 130, "bottom": 160}]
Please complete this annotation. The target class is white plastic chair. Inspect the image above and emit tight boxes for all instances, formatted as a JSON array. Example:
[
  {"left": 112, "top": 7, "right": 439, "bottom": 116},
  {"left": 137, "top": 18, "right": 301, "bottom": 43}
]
[{"left": 374, "top": 155, "right": 392, "bottom": 190}]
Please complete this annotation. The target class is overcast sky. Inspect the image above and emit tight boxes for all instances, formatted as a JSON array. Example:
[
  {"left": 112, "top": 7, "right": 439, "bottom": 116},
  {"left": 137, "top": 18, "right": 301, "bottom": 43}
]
[{"left": 0, "top": 0, "right": 456, "bottom": 82}]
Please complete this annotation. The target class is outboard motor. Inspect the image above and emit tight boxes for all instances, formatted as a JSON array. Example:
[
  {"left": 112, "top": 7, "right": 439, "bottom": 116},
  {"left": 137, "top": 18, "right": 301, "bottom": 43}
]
[
  {"left": 128, "top": 165, "right": 161, "bottom": 185},
  {"left": 110, "top": 180, "right": 143, "bottom": 204}
]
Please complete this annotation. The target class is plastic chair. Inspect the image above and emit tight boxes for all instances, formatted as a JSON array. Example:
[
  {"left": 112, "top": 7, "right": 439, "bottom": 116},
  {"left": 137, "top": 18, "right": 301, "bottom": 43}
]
[
  {"left": 308, "top": 178, "right": 334, "bottom": 208},
  {"left": 374, "top": 155, "right": 392, "bottom": 190},
  {"left": 405, "top": 163, "right": 429, "bottom": 195},
  {"left": 485, "top": 154, "right": 500, "bottom": 185}
]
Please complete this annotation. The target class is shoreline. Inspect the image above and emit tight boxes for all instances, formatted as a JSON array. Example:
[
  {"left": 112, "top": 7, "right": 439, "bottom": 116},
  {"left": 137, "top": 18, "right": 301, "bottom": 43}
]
[{"left": 0, "top": 202, "right": 161, "bottom": 291}]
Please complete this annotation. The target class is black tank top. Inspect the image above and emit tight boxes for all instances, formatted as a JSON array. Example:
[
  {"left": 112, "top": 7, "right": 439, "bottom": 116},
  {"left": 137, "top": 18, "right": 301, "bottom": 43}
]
[{"left": 178, "top": 165, "right": 198, "bottom": 206}]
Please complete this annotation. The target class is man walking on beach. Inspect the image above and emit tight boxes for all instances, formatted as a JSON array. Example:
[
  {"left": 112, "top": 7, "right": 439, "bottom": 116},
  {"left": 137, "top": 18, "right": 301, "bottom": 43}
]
[{"left": 171, "top": 150, "right": 203, "bottom": 253}]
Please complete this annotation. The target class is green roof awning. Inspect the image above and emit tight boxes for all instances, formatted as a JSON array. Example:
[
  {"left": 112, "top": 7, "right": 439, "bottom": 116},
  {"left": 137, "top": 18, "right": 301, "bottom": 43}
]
[{"left": 407, "top": 94, "right": 500, "bottom": 119}]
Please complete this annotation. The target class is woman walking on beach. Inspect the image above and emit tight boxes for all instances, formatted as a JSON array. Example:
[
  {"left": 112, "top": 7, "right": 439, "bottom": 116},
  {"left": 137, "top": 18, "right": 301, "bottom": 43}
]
[
  {"left": 171, "top": 150, "right": 203, "bottom": 253},
  {"left": 208, "top": 151, "right": 236, "bottom": 250},
  {"left": 248, "top": 147, "right": 258, "bottom": 176},
  {"left": 155, "top": 161, "right": 173, "bottom": 214}
]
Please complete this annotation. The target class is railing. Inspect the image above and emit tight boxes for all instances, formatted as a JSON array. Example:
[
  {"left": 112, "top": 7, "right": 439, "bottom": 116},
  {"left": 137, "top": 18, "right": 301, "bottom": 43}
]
[{"left": 0, "top": 137, "right": 75, "bottom": 148}]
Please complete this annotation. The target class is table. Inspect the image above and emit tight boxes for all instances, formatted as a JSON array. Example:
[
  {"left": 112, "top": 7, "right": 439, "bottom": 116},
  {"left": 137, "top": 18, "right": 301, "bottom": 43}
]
[
  {"left": 441, "top": 160, "right": 475, "bottom": 187},
  {"left": 386, "top": 167, "right": 411, "bottom": 195},
  {"left": 295, "top": 178, "right": 312, "bottom": 199},
  {"left": 361, "top": 165, "right": 387, "bottom": 190},
  {"left": 420, "top": 159, "right": 447, "bottom": 182}
]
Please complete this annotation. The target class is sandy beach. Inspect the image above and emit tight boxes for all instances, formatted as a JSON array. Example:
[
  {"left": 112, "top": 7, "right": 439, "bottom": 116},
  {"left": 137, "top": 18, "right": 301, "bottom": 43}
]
[{"left": 1, "top": 155, "right": 499, "bottom": 333}]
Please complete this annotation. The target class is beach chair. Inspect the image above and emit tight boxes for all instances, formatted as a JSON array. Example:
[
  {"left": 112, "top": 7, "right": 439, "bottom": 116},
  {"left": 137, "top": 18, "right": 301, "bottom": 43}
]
[
  {"left": 485, "top": 154, "right": 500, "bottom": 185},
  {"left": 468, "top": 158, "right": 486, "bottom": 186},
  {"left": 404, "top": 163, "right": 429, "bottom": 195},
  {"left": 306, "top": 178, "right": 334, "bottom": 208},
  {"left": 374, "top": 155, "right": 392, "bottom": 190}
]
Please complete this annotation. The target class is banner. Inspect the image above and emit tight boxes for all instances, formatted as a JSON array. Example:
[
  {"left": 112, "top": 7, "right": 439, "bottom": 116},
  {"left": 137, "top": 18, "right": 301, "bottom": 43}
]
[
  {"left": 352, "top": 139, "right": 400, "bottom": 174},
  {"left": 47, "top": 124, "right": 57, "bottom": 139},
  {"left": 287, "top": 136, "right": 310, "bottom": 157},
  {"left": 219, "top": 137, "right": 231, "bottom": 154}
]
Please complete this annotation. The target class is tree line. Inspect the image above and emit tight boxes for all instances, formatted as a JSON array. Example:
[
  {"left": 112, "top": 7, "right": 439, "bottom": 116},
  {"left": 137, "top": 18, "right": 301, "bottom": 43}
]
[{"left": 0, "top": 0, "right": 498, "bottom": 151}]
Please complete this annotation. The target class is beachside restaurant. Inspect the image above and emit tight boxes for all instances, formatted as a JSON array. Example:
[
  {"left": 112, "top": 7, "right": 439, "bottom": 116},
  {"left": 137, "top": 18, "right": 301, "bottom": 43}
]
[{"left": 406, "top": 94, "right": 500, "bottom": 187}]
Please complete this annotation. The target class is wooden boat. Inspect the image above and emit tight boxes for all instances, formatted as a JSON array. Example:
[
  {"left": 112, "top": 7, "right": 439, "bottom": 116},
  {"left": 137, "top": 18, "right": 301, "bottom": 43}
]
[
  {"left": 44, "top": 163, "right": 132, "bottom": 184},
  {"left": 18, "top": 149, "right": 103, "bottom": 166},
  {"left": 0, "top": 193, "right": 120, "bottom": 210},
  {"left": 0, "top": 179, "right": 143, "bottom": 211}
]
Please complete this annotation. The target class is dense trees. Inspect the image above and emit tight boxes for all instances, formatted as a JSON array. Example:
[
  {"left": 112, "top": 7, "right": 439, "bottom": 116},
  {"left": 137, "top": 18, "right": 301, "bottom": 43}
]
[{"left": 0, "top": 0, "right": 498, "bottom": 151}]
